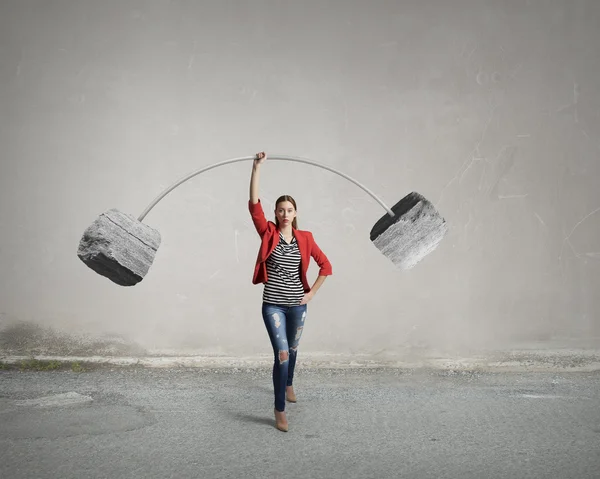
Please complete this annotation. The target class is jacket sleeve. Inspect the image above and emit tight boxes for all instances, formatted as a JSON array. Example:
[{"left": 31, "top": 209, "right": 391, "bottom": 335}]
[
  {"left": 309, "top": 232, "right": 333, "bottom": 276},
  {"left": 248, "top": 199, "right": 269, "bottom": 237}
]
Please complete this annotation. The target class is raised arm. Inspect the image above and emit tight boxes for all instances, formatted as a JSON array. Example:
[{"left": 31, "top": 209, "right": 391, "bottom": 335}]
[
  {"left": 249, "top": 152, "right": 269, "bottom": 236},
  {"left": 249, "top": 151, "right": 266, "bottom": 204}
]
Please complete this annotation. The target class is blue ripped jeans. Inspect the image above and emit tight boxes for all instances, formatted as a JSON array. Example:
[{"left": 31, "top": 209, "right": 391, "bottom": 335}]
[{"left": 261, "top": 302, "right": 307, "bottom": 412}]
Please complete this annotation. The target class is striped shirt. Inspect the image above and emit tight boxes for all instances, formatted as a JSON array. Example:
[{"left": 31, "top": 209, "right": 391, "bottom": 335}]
[{"left": 262, "top": 230, "right": 305, "bottom": 306}]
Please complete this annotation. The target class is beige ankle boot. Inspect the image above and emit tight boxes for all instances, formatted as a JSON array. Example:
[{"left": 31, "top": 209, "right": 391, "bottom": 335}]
[
  {"left": 274, "top": 408, "right": 288, "bottom": 432},
  {"left": 286, "top": 386, "right": 297, "bottom": 403}
]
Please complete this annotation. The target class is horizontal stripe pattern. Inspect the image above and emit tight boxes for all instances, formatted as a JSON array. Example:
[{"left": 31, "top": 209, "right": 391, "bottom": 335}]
[{"left": 262, "top": 231, "right": 304, "bottom": 306}]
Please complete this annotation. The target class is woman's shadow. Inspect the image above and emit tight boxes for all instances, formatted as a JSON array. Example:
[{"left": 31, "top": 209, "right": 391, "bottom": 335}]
[{"left": 212, "top": 384, "right": 276, "bottom": 428}]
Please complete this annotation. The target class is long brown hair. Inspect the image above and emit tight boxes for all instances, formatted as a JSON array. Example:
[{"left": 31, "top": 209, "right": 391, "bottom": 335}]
[{"left": 274, "top": 195, "right": 298, "bottom": 230}]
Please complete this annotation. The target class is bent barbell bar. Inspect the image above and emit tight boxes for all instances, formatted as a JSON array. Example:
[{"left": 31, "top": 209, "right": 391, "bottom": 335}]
[{"left": 137, "top": 155, "right": 395, "bottom": 222}]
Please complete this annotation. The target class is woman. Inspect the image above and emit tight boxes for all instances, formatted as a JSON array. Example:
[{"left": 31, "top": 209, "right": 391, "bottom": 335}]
[{"left": 248, "top": 151, "right": 333, "bottom": 432}]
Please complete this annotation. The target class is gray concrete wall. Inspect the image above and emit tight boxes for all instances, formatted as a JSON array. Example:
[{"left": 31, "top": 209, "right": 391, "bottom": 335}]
[{"left": 1, "top": 0, "right": 599, "bottom": 358}]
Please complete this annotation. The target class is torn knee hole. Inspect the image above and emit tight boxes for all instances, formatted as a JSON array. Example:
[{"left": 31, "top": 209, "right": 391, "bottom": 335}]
[{"left": 279, "top": 350, "right": 289, "bottom": 363}]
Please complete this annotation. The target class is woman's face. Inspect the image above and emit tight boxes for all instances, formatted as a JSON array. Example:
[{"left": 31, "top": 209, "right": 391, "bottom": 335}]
[{"left": 275, "top": 201, "right": 296, "bottom": 227}]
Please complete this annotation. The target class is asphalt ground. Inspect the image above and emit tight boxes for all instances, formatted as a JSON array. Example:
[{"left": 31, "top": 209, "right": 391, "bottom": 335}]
[{"left": 1, "top": 365, "right": 599, "bottom": 479}]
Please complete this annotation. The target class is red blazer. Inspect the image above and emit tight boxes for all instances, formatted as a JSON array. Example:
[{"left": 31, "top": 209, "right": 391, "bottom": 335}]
[{"left": 249, "top": 199, "right": 332, "bottom": 293}]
